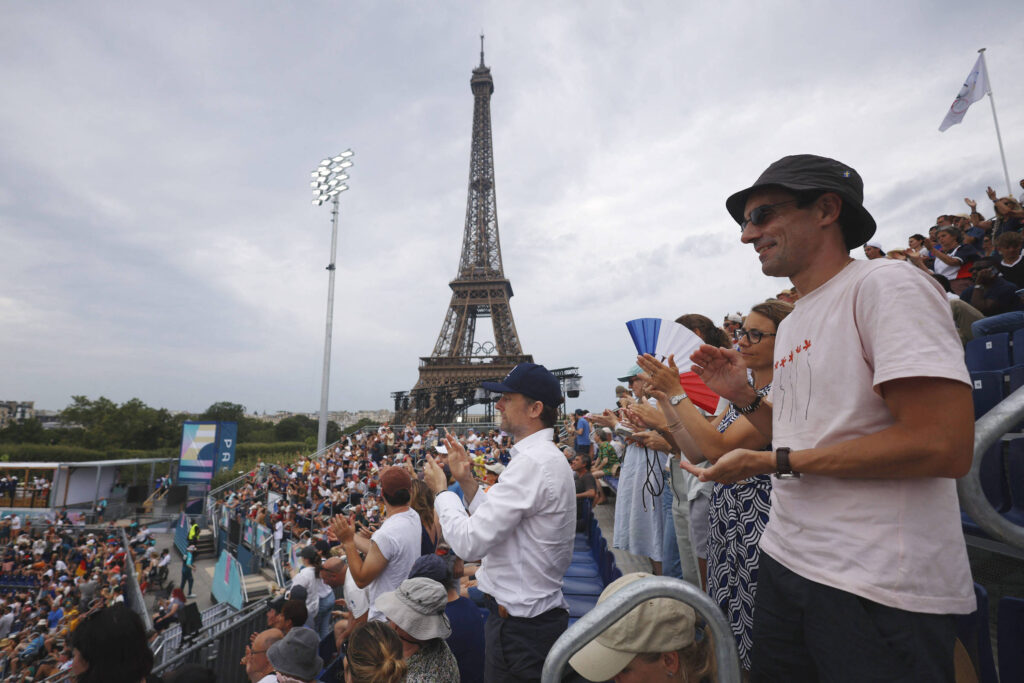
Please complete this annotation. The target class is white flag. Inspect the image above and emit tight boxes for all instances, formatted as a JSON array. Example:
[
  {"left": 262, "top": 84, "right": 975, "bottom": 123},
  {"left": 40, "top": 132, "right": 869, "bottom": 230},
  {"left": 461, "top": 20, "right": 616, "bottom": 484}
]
[{"left": 939, "top": 54, "right": 989, "bottom": 132}]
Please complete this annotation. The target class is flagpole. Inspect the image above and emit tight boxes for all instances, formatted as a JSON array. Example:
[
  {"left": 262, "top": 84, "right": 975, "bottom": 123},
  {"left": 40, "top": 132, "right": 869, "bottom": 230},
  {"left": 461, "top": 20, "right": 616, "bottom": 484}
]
[{"left": 978, "top": 48, "right": 1013, "bottom": 196}]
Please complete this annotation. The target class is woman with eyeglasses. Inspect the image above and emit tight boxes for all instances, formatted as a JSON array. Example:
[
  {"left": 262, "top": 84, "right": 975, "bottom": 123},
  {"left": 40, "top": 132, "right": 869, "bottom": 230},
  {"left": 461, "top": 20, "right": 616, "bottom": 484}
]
[{"left": 632, "top": 299, "right": 793, "bottom": 671}]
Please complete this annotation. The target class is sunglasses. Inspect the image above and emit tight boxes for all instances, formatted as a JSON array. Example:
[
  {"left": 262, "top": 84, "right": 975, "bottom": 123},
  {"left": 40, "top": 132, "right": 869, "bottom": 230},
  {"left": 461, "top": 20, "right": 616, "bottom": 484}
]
[{"left": 740, "top": 199, "right": 799, "bottom": 231}]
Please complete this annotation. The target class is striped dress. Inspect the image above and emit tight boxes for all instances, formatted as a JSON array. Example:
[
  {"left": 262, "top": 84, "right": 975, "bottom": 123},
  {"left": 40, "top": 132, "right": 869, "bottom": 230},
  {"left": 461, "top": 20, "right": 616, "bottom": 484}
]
[{"left": 707, "top": 383, "right": 773, "bottom": 670}]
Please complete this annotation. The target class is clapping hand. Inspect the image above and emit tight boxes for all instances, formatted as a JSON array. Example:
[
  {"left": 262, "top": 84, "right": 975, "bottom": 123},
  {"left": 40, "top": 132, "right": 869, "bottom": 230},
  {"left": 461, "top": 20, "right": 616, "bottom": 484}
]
[
  {"left": 624, "top": 402, "right": 666, "bottom": 431},
  {"left": 637, "top": 354, "right": 685, "bottom": 396},
  {"left": 965, "top": 197, "right": 977, "bottom": 209},
  {"left": 587, "top": 409, "right": 620, "bottom": 429},
  {"left": 442, "top": 430, "right": 472, "bottom": 484},
  {"left": 328, "top": 514, "right": 356, "bottom": 545},
  {"left": 634, "top": 430, "right": 672, "bottom": 453},
  {"left": 423, "top": 454, "right": 449, "bottom": 495},
  {"left": 689, "top": 344, "right": 750, "bottom": 404},
  {"left": 678, "top": 448, "right": 773, "bottom": 484}
]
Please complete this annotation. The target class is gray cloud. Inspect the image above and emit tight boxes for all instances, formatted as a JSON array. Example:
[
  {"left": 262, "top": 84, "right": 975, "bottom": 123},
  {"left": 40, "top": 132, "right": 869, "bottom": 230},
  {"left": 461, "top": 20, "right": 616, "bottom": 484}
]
[{"left": 1, "top": 1, "right": 1022, "bottom": 415}]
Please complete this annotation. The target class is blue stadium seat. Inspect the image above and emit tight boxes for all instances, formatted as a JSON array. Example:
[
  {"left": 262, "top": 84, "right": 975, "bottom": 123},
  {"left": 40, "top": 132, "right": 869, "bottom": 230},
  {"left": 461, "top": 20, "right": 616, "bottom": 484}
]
[
  {"left": 564, "top": 593, "right": 599, "bottom": 618},
  {"left": 604, "top": 476, "right": 619, "bottom": 492},
  {"left": 966, "top": 333, "right": 1011, "bottom": 372},
  {"left": 998, "top": 597, "right": 1024, "bottom": 683},
  {"left": 1012, "top": 328, "right": 1024, "bottom": 366},
  {"left": 1003, "top": 440, "right": 1024, "bottom": 526},
  {"left": 573, "top": 534, "right": 590, "bottom": 551},
  {"left": 561, "top": 575, "right": 605, "bottom": 596},
  {"left": 970, "top": 371, "right": 1004, "bottom": 419},
  {"left": 564, "top": 563, "right": 600, "bottom": 578},
  {"left": 955, "top": 584, "right": 997, "bottom": 683}
]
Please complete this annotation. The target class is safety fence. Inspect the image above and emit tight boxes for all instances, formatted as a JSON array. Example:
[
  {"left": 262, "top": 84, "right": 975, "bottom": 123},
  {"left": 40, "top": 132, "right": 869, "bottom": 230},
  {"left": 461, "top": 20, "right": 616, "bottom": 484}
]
[{"left": 151, "top": 598, "right": 268, "bottom": 683}]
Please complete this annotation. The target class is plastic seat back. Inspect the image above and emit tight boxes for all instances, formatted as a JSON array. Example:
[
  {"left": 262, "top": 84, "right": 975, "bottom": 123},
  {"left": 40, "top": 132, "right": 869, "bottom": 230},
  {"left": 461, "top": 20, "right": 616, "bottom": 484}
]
[
  {"left": 955, "top": 583, "right": 997, "bottom": 683},
  {"left": 970, "top": 371, "right": 1004, "bottom": 419},
  {"left": 966, "top": 333, "right": 1011, "bottom": 372},
  {"left": 998, "top": 596, "right": 1024, "bottom": 683}
]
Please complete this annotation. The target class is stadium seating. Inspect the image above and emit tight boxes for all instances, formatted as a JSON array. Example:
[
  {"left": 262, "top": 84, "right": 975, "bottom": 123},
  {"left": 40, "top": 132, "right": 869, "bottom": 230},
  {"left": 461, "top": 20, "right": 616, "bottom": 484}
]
[
  {"left": 970, "top": 371, "right": 1004, "bottom": 419},
  {"left": 998, "top": 596, "right": 1024, "bottom": 683},
  {"left": 966, "top": 333, "right": 1011, "bottom": 372},
  {"left": 955, "top": 583, "right": 998, "bottom": 683},
  {"left": 561, "top": 494, "right": 619, "bottom": 624}
]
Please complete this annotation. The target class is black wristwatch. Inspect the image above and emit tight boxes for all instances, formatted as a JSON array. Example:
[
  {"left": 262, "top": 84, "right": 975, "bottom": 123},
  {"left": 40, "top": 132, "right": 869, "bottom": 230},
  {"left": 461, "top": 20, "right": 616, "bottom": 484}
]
[{"left": 774, "top": 447, "right": 800, "bottom": 479}]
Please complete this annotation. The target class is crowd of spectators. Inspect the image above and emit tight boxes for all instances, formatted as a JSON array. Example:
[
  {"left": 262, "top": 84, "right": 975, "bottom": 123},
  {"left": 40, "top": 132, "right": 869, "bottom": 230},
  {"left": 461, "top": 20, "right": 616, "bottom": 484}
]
[
  {"left": 7, "top": 178, "right": 1019, "bottom": 682},
  {"left": 860, "top": 180, "right": 1024, "bottom": 342},
  {"left": 0, "top": 518, "right": 136, "bottom": 680}
]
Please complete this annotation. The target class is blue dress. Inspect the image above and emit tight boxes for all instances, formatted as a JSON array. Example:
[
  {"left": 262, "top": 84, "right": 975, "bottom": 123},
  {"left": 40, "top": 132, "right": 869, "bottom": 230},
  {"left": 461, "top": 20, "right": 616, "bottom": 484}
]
[{"left": 707, "top": 384, "right": 772, "bottom": 670}]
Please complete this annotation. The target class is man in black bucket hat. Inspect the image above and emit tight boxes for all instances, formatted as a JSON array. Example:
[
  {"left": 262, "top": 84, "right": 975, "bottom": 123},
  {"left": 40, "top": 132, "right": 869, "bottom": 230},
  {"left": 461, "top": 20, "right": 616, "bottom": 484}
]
[{"left": 682, "top": 154, "right": 976, "bottom": 680}]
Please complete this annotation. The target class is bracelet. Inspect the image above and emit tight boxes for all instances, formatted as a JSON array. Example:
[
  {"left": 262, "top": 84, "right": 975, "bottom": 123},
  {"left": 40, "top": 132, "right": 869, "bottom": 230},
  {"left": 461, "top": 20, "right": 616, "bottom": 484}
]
[{"left": 736, "top": 393, "right": 763, "bottom": 415}]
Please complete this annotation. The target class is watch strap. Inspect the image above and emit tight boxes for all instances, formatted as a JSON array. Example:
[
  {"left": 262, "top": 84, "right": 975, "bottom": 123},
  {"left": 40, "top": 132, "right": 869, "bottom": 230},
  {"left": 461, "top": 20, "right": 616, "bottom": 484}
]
[{"left": 774, "top": 447, "right": 800, "bottom": 478}]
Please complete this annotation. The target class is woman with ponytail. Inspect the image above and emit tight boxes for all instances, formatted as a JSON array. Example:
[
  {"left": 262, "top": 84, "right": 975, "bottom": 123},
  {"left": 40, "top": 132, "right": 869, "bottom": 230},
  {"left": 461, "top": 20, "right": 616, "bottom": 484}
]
[{"left": 343, "top": 621, "right": 407, "bottom": 683}]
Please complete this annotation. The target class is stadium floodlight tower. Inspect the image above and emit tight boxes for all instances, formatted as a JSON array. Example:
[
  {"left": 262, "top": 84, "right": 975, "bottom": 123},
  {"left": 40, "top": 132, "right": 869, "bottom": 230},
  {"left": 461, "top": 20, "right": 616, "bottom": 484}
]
[{"left": 311, "top": 149, "right": 354, "bottom": 454}]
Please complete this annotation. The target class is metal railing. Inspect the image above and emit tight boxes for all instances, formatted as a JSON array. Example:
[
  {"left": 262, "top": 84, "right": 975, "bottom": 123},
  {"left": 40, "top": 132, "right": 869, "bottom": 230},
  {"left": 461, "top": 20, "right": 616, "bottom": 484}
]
[
  {"left": 152, "top": 601, "right": 237, "bottom": 667},
  {"left": 119, "top": 527, "right": 155, "bottom": 634},
  {"left": 542, "top": 576, "right": 741, "bottom": 683},
  {"left": 152, "top": 599, "right": 267, "bottom": 682},
  {"left": 959, "top": 384, "right": 1024, "bottom": 551}
]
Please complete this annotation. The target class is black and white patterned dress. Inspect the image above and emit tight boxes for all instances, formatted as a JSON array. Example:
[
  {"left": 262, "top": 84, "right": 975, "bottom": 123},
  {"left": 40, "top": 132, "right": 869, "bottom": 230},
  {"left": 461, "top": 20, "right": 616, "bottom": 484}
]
[{"left": 707, "top": 383, "right": 773, "bottom": 670}]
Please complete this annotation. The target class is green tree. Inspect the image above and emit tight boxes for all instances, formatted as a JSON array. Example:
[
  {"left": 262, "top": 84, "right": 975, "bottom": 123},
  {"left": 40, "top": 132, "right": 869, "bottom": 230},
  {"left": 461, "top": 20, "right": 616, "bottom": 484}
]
[
  {"left": 201, "top": 402, "right": 246, "bottom": 423},
  {"left": 0, "top": 418, "right": 48, "bottom": 444}
]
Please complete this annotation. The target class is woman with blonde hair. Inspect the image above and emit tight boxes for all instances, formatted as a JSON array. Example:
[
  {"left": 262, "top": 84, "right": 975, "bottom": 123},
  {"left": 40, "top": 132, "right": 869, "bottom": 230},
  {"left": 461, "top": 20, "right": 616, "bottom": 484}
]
[{"left": 344, "top": 621, "right": 407, "bottom": 683}]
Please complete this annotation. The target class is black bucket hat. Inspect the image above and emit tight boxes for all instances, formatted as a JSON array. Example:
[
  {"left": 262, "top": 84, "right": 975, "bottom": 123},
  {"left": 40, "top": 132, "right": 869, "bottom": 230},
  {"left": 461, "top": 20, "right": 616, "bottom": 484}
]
[{"left": 725, "top": 154, "right": 877, "bottom": 249}]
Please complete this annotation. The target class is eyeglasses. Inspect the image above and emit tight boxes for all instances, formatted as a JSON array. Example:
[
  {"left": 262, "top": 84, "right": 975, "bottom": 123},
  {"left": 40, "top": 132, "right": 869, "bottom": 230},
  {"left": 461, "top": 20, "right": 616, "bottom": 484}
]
[
  {"left": 736, "top": 328, "right": 776, "bottom": 344},
  {"left": 740, "top": 200, "right": 799, "bottom": 231}
]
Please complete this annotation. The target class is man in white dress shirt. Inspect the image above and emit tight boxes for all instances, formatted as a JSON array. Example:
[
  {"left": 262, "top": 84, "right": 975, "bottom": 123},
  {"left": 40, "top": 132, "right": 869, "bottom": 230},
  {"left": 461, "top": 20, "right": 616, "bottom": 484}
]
[{"left": 425, "top": 362, "right": 576, "bottom": 682}]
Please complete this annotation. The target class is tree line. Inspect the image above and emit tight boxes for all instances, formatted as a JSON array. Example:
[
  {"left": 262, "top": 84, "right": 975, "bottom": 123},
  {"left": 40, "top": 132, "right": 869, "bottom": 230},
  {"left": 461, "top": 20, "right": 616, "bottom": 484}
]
[{"left": 0, "top": 397, "right": 343, "bottom": 451}]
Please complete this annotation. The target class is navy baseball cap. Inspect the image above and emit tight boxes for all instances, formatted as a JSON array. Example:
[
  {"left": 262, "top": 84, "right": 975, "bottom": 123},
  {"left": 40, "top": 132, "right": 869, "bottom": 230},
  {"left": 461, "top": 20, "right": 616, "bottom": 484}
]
[
  {"left": 481, "top": 363, "right": 564, "bottom": 408},
  {"left": 725, "top": 154, "right": 876, "bottom": 249}
]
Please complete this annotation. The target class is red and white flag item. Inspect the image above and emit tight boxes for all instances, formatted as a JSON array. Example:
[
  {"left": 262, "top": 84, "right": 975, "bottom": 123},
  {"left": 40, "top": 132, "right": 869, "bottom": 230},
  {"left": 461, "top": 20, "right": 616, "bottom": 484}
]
[{"left": 678, "top": 371, "right": 720, "bottom": 415}]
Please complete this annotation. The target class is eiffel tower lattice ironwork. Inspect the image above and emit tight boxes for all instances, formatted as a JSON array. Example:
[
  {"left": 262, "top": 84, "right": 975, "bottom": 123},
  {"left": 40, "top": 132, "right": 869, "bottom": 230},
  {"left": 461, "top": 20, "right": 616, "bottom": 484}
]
[{"left": 394, "top": 41, "right": 533, "bottom": 424}]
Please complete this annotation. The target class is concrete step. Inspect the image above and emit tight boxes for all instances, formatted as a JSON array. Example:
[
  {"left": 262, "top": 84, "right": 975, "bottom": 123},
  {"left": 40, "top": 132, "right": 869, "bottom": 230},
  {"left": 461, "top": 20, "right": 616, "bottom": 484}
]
[{"left": 243, "top": 574, "right": 272, "bottom": 603}]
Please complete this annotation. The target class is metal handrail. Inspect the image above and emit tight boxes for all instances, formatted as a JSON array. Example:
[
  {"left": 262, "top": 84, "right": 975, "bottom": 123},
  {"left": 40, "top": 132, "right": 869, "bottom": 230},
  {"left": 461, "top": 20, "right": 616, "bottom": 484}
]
[
  {"left": 541, "top": 576, "right": 742, "bottom": 683},
  {"left": 959, "top": 384, "right": 1024, "bottom": 550},
  {"left": 119, "top": 527, "right": 155, "bottom": 634},
  {"left": 151, "top": 599, "right": 268, "bottom": 678}
]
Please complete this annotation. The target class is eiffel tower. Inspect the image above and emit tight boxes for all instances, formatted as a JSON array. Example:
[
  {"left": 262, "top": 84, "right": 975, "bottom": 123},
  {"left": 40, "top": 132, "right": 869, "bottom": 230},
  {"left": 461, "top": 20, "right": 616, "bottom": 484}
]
[{"left": 393, "top": 41, "right": 533, "bottom": 424}]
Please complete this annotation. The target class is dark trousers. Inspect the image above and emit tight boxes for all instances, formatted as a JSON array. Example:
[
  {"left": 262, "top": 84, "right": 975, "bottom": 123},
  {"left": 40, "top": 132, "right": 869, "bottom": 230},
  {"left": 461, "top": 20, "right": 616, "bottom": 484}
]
[
  {"left": 180, "top": 566, "right": 194, "bottom": 595},
  {"left": 484, "top": 596, "right": 568, "bottom": 683},
  {"left": 750, "top": 553, "right": 957, "bottom": 682}
]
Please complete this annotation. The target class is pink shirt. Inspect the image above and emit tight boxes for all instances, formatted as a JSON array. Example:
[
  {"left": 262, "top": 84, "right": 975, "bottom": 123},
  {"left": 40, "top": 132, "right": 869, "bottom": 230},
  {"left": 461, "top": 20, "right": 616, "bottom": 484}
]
[{"left": 764, "top": 259, "right": 975, "bottom": 614}]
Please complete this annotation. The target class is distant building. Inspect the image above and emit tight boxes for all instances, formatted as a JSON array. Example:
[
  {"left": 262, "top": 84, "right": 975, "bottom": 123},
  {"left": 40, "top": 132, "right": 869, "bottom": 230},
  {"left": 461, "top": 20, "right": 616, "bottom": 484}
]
[
  {"left": 250, "top": 409, "right": 393, "bottom": 428},
  {"left": 0, "top": 401, "right": 35, "bottom": 429}
]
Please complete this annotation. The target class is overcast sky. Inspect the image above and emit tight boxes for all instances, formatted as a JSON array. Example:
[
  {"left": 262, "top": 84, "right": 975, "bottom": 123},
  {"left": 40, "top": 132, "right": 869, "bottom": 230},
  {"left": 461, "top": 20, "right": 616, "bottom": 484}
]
[{"left": 3, "top": 1, "right": 1022, "bottom": 416}]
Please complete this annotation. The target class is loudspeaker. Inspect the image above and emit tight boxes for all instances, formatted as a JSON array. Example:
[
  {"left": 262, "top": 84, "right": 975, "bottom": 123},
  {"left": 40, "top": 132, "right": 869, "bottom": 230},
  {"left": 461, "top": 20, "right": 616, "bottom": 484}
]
[
  {"left": 165, "top": 486, "right": 188, "bottom": 505},
  {"left": 126, "top": 484, "right": 148, "bottom": 503},
  {"left": 228, "top": 518, "right": 241, "bottom": 545}
]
